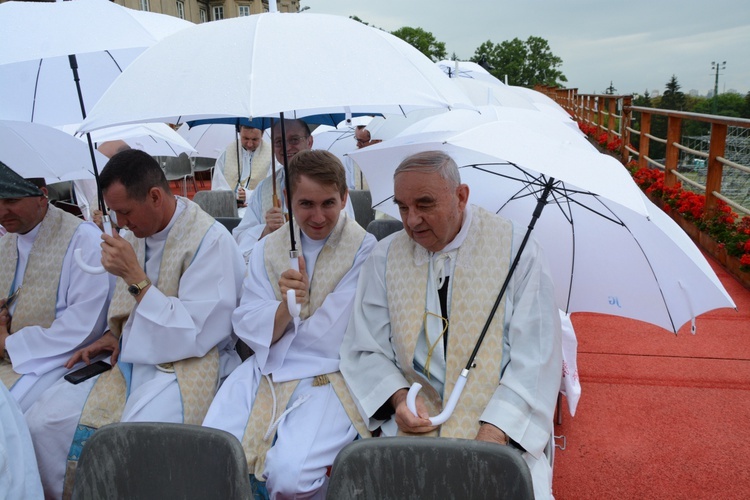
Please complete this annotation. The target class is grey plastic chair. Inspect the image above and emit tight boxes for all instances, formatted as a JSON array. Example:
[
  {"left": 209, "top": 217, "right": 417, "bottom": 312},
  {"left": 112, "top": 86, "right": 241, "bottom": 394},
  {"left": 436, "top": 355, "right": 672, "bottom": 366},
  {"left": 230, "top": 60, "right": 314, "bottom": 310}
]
[
  {"left": 326, "top": 437, "right": 534, "bottom": 500},
  {"left": 349, "top": 189, "right": 375, "bottom": 229},
  {"left": 216, "top": 216, "right": 242, "bottom": 233},
  {"left": 163, "top": 153, "right": 196, "bottom": 196},
  {"left": 71, "top": 422, "right": 250, "bottom": 500},
  {"left": 192, "top": 190, "right": 238, "bottom": 218},
  {"left": 193, "top": 156, "right": 215, "bottom": 188},
  {"left": 365, "top": 218, "right": 403, "bottom": 241}
]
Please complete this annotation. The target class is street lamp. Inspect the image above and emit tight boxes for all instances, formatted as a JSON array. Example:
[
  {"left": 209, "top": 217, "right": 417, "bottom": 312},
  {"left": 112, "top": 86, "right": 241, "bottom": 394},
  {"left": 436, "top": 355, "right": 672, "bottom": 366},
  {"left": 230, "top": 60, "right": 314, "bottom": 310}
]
[{"left": 711, "top": 60, "right": 726, "bottom": 114}]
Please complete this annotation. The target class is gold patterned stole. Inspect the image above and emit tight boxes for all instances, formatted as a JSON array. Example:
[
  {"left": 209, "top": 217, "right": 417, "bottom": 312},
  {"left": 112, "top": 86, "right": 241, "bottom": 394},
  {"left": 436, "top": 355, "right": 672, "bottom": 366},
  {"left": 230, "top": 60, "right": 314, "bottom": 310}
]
[
  {"left": 224, "top": 140, "right": 272, "bottom": 192},
  {"left": 242, "top": 212, "right": 370, "bottom": 477},
  {"left": 259, "top": 170, "right": 283, "bottom": 216},
  {"left": 385, "top": 207, "right": 513, "bottom": 438},
  {"left": 0, "top": 205, "right": 81, "bottom": 388}
]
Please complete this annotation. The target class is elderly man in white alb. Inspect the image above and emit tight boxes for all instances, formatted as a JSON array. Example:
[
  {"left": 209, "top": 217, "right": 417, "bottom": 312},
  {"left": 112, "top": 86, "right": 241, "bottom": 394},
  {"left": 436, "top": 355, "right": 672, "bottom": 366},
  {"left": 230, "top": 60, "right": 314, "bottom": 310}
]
[
  {"left": 204, "top": 150, "right": 377, "bottom": 499},
  {"left": 212, "top": 125, "right": 272, "bottom": 207},
  {"left": 25, "top": 150, "right": 245, "bottom": 499},
  {"left": 232, "top": 119, "right": 355, "bottom": 262},
  {"left": 0, "top": 162, "right": 110, "bottom": 412},
  {"left": 340, "top": 151, "right": 562, "bottom": 499}
]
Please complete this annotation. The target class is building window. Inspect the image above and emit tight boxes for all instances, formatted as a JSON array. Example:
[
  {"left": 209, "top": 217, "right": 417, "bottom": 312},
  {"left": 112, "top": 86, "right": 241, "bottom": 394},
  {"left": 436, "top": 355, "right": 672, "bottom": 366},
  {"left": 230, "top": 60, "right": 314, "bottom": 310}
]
[
  {"left": 140, "top": 0, "right": 150, "bottom": 11},
  {"left": 238, "top": 5, "right": 250, "bottom": 16},
  {"left": 212, "top": 6, "right": 224, "bottom": 20},
  {"left": 199, "top": 8, "right": 207, "bottom": 23},
  {"left": 176, "top": 1, "right": 185, "bottom": 19}
]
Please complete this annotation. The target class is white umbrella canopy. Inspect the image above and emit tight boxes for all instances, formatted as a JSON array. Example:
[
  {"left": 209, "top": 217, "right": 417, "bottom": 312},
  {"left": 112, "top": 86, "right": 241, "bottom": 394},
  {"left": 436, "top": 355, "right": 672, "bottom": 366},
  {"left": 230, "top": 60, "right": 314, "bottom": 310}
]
[
  {"left": 348, "top": 133, "right": 734, "bottom": 333},
  {"left": 0, "top": 0, "right": 193, "bottom": 126},
  {"left": 0, "top": 120, "right": 102, "bottom": 183},
  {"left": 78, "top": 12, "right": 474, "bottom": 132},
  {"left": 436, "top": 60, "right": 503, "bottom": 86},
  {"left": 395, "top": 106, "right": 595, "bottom": 154},
  {"left": 60, "top": 123, "right": 196, "bottom": 157},
  {"left": 177, "top": 123, "right": 238, "bottom": 159}
]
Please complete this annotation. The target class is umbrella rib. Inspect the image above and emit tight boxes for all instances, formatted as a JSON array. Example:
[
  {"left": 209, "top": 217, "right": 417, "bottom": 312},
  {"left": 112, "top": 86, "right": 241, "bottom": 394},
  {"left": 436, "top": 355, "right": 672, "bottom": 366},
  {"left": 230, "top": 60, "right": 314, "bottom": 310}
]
[
  {"left": 104, "top": 50, "right": 124, "bottom": 73},
  {"left": 31, "top": 59, "right": 43, "bottom": 122}
]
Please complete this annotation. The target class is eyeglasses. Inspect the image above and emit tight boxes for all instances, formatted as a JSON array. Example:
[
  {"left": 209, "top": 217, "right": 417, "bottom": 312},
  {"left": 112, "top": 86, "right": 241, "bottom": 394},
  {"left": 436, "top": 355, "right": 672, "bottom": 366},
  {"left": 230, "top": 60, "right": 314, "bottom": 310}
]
[
  {"left": 355, "top": 138, "right": 370, "bottom": 146},
  {"left": 273, "top": 135, "right": 309, "bottom": 148}
]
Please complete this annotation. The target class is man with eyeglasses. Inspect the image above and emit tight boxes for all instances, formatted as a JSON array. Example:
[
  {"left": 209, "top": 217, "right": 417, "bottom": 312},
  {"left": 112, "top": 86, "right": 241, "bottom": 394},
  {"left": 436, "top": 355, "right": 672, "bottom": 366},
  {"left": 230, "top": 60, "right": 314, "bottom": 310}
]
[{"left": 233, "top": 119, "right": 354, "bottom": 262}]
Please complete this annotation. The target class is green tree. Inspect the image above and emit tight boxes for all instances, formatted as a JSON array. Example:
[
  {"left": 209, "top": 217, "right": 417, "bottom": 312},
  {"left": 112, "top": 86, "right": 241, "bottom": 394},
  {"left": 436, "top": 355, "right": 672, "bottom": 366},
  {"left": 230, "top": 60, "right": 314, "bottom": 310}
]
[
  {"left": 390, "top": 26, "right": 446, "bottom": 62},
  {"left": 660, "top": 75, "right": 686, "bottom": 111},
  {"left": 743, "top": 91, "right": 750, "bottom": 118},
  {"left": 349, "top": 15, "right": 368, "bottom": 26},
  {"left": 633, "top": 90, "right": 653, "bottom": 107},
  {"left": 469, "top": 36, "right": 567, "bottom": 87}
]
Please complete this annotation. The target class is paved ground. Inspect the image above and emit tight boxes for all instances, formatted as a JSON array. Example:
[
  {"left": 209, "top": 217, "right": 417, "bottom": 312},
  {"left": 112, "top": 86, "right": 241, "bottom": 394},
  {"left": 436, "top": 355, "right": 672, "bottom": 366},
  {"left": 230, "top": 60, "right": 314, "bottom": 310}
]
[{"left": 552, "top": 256, "right": 750, "bottom": 499}]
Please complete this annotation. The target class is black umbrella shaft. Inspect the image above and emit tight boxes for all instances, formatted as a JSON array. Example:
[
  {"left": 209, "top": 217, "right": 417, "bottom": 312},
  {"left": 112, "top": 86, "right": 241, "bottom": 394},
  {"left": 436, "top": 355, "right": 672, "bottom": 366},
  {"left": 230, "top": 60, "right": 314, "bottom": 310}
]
[
  {"left": 465, "top": 177, "right": 555, "bottom": 371},
  {"left": 279, "top": 113, "right": 296, "bottom": 252},
  {"left": 68, "top": 54, "right": 106, "bottom": 214},
  {"left": 234, "top": 120, "right": 242, "bottom": 191}
]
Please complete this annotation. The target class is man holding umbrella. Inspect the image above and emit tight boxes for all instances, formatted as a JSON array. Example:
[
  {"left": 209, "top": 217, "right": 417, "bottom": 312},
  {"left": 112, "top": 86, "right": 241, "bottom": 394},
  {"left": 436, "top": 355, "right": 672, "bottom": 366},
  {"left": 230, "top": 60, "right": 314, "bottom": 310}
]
[
  {"left": 204, "top": 150, "right": 377, "bottom": 499},
  {"left": 0, "top": 162, "right": 111, "bottom": 412},
  {"left": 340, "top": 151, "right": 562, "bottom": 499},
  {"left": 212, "top": 125, "right": 272, "bottom": 206},
  {"left": 233, "top": 119, "right": 355, "bottom": 262},
  {"left": 25, "top": 150, "right": 245, "bottom": 498}
]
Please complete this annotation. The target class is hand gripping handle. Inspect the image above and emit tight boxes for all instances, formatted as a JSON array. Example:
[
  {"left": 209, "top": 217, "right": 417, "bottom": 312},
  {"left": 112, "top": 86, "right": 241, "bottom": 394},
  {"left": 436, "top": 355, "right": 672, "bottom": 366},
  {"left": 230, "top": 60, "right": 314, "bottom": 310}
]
[
  {"left": 406, "top": 369, "right": 469, "bottom": 426},
  {"left": 286, "top": 251, "right": 301, "bottom": 318},
  {"left": 74, "top": 216, "right": 112, "bottom": 275}
]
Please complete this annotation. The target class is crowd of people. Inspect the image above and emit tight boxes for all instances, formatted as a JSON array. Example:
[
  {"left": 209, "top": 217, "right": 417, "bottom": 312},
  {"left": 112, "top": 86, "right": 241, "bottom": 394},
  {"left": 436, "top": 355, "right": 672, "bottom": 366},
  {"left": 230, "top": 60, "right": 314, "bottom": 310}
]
[{"left": 0, "top": 119, "right": 563, "bottom": 499}]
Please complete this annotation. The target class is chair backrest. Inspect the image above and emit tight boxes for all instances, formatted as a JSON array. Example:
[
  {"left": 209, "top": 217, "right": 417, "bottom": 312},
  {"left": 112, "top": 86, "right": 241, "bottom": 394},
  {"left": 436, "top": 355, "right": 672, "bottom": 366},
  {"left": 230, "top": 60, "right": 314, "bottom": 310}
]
[
  {"left": 365, "top": 218, "right": 403, "bottom": 241},
  {"left": 71, "top": 422, "right": 250, "bottom": 500},
  {"left": 326, "top": 437, "right": 534, "bottom": 500},
  {"left": 215, "top": 216, "right": 242, "bottom": 233},
  {"left": 193, "top": 156, "right": 215, "bottom": 172},
  {"left": 193, "top": 190, "right": 238, "bottom": 218},
  {"left": 163, "top": 153, "right": 192, "bottom": 179},
  {"left": 348, "top": 189, "right": 375, "bottom": 229}
]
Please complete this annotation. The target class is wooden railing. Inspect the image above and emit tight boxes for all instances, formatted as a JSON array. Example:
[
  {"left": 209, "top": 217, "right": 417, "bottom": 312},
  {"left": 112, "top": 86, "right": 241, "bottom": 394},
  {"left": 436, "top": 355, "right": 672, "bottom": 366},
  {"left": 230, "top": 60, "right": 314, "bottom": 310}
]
[{"left": 536, "top": 86, "right": 750, "bottom": 217}]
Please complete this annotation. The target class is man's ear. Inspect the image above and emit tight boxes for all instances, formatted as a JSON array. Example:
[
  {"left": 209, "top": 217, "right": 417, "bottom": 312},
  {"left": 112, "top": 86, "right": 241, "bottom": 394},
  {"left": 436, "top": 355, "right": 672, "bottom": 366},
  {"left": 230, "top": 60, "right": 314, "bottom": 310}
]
[
  {"left": 149, "top": 186, "right": 163, "bottom": 206},
  {"left": 39, "top": 186, "right": 49, "bottom": 200},
  {"left": 456, "top": 183, "right": 470, "bottom": 211}
]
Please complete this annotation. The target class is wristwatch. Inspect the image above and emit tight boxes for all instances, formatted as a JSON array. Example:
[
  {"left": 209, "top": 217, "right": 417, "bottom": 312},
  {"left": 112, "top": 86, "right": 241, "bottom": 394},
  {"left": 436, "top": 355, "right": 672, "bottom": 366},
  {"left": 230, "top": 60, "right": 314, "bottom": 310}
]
[{"left": 127, "top": 277, "right": 151, "bottom": 297}]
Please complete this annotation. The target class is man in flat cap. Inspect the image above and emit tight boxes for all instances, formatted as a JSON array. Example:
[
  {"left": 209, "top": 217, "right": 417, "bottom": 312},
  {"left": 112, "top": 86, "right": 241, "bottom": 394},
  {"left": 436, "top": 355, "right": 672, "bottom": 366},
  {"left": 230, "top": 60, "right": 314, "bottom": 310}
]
[{"left": 0, "top": 162, "right": 111, "bottom": 411}]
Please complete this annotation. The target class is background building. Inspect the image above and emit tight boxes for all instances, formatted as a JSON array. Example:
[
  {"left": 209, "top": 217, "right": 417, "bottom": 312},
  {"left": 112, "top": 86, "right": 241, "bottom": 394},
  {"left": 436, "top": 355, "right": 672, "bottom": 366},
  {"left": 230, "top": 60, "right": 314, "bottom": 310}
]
[{"left": 0, "top": 0, "right": 301, "bottom": 24}]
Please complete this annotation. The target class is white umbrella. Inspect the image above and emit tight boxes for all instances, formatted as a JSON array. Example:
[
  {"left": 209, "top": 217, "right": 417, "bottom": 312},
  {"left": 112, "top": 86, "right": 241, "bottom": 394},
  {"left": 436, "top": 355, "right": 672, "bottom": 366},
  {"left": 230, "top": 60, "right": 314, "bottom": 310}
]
[
  {"left": 349, "top": 123, "right": 735, "bottom": 424},
  {"left": 347, "top": 122, "right": 735, "bottom": 333},
  {"left": 435, "top": 60, "right": 503, "bottom": 86},
  {"left": 0, "top": 0, "right": 192, "bottom": 214},
  {"left": 0, "top": 120, "right": 101, "bottom": 183},
  {"left": 60, "top": 123, "right": 196, "bottom": 157},
  {"left": 0, "top": 0, "right": 193, "bottom": 126},
  {"left": 177, "top": 123, "right": 238, "bottom": 160},
  {"left": 77, "top": 12, "right": 473, "bottom": 132}
]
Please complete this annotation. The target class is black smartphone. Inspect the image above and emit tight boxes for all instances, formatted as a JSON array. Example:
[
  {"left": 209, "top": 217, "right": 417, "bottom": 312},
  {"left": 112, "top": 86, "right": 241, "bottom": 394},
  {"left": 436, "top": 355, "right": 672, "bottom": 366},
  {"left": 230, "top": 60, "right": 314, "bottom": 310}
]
[{"left": 64, "top": 360, "right": 112, "bottom": 384}]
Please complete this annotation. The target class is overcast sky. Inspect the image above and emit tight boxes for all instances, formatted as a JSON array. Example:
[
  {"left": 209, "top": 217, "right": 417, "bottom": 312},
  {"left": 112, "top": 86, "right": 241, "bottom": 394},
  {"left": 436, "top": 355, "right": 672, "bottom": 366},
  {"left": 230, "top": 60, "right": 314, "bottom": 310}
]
[{"left": 301, "top": 0, "right": 750, "bottom": 97}]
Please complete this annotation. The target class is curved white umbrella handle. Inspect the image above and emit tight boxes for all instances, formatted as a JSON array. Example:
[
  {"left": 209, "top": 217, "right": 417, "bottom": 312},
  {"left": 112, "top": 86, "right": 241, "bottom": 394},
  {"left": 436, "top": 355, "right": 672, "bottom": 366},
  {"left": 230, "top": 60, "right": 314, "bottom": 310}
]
[
  {"left": 286, "top": 251, "right": 301, "bottom": 318},
  {"left": 74, "top": 216, "right": 112, "bottom": 275},
  {"left": 406, "top": 369, "right": 469, "bottom": 426}
]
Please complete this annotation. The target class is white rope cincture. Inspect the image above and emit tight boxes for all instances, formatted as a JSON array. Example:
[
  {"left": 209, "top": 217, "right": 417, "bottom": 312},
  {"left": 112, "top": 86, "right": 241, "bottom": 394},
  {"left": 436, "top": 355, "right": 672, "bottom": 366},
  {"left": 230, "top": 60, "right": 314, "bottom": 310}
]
[{"left": 262, "top": 373, "right": 311, "bottom": 441}]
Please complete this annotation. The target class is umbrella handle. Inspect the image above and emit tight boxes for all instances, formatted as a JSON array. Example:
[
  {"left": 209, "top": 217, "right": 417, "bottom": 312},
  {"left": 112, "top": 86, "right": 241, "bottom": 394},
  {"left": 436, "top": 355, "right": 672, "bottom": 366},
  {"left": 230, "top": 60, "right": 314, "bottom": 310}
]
[
  {"left": 74, "top": 216, "right": 113, "bottom": 275},
  {"left": 286, "top": 251, "right": 301, "bottom": 318},
  {"left": 406, "top": 369, "right": 469, "bottom": 426}
]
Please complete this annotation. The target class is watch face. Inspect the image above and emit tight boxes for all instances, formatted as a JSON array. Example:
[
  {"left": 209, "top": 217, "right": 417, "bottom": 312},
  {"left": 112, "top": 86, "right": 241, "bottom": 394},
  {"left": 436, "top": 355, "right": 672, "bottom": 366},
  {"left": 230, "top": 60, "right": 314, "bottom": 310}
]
[{"left": 128, "top": 284, "right": 140, "bottom": 296}]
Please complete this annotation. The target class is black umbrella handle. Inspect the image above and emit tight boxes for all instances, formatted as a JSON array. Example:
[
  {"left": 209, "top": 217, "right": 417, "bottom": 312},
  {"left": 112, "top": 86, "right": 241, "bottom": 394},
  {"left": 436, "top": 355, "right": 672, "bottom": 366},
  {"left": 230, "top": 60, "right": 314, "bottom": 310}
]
[{"left": 464, "top": 177, "right": 555, "bottom": 371}]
